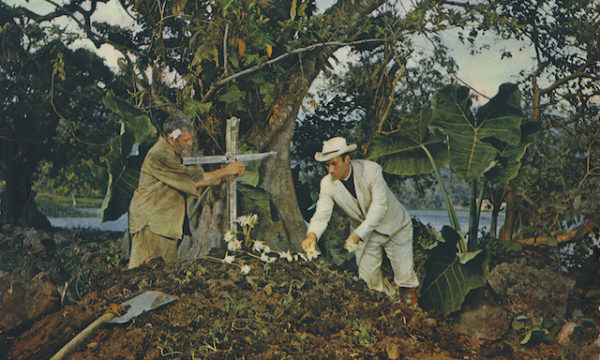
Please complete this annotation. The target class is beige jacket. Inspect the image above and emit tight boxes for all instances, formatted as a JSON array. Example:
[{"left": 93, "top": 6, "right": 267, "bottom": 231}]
[
  {"left": 307, "top": 159, "right": 410, "bottom": 241},
  {"left": 129, "top": 136, "right": 203, "bottom": 239}
]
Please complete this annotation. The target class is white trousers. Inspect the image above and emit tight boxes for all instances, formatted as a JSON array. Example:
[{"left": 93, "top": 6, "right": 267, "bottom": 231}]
[{"left": 355, "top": 223, "right": 419, "bottom": 295}]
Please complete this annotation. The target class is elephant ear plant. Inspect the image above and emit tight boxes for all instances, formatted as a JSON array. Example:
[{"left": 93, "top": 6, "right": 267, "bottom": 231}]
[{"left": 368, "top": 83, "right": 537, "bottom": 315}]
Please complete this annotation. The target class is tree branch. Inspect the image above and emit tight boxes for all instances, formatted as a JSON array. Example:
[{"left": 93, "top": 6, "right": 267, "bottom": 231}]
[{"left": 216, "top": 38, "right": 386, "bottom": 86}]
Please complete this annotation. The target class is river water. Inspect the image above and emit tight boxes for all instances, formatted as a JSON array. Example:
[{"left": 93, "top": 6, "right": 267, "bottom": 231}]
[{"left": 49, "top": 209, "right": 505, "bottom": 233}]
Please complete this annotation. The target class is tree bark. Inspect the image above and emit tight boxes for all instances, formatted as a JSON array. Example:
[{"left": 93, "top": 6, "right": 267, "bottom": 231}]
[
  {"left": 499, "top": 183, "right": 516, "bottom": 242},
  {"left": 0, "top": 160, "right": 50, "bottom": 229},
  {"left": 182, "top": 0, "right": 388, "bottom": 256}
]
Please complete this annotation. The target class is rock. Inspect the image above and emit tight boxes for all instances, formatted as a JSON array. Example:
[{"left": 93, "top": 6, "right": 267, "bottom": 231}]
[
  {"left": 571, "top": 308, "right": 584, "bottom": 319},
  {"left": 0, "top": 273, "right": 60, "bottom": 334},
  {"left": 556, "top": 321, "right": 578, "bottom": 345},
  {"left": 119, "top": 231, "right": 131, "bottom": 258},
  {"left": 52, "top": 232, "right": 70, "bottom": 245},
  {"left": 22, "top": 228, "right": 55, "bottom": 254},
  {"left": 487, "top": 263, "right": 575, "bottom": 320},
  {"left": 454, "top": 300, "right": 510, "bottom": 341}
]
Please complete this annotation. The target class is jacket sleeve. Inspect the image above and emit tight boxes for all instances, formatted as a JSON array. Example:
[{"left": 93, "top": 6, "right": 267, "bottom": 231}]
[
  {"left": 354, "top": 164, "right": 388, "bottom": 239},
  {"left": 144, "top": 150, "right": 203, "bottom": 197},
  {"left": 306, "top": 178, "right": 335, "bottom": 240}
]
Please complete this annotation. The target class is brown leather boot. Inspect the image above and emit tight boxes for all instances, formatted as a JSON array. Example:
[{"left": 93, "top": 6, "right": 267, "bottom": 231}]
[{"left": 401, "top": 287, "right": 418, "bottom": 306}]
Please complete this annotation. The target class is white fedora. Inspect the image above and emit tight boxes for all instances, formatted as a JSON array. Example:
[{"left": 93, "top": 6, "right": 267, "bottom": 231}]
[{"left": 314, "top": 137, "right": 357, "bottom": 162}]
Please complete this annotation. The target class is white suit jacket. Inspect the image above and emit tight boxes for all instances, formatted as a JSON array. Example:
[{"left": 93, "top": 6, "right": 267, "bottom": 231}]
[{"left": 307, "top": 159, "right": 410, "bottom": 241}]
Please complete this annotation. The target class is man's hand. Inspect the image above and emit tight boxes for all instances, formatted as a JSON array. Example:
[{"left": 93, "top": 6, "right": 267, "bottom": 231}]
[
  {"left": 302, "top": 232, "right": 317, "bottom": 251},
  {"left": 344, "top": 233, "right": 360, "bottom": 250},
  {"left": 226, "top": 161, "right": 246, "bottom": 177}
]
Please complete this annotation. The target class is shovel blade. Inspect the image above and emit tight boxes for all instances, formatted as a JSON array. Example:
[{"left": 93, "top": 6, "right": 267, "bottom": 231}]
[{"left": 108, "top": 290, "right": 178, "bottom": 324}]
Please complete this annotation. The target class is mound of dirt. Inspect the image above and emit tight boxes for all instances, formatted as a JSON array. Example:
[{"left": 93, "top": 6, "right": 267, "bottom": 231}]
[
  {"left": 2, "top": 225, "right": 599, "bottom": 359},
  {"left": 6, "top": 249, "right": 488, "bottom": 360}
]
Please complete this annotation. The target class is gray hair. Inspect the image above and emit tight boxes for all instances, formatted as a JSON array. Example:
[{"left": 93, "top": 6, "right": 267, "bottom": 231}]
[{"left": 162, "top": 113, "right": 195, "bottom": 139}]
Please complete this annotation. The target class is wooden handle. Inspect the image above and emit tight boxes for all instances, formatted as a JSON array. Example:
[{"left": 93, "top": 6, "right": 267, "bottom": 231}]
[{"left": 51, "top": 312, "right": 115, "bottom": 360}]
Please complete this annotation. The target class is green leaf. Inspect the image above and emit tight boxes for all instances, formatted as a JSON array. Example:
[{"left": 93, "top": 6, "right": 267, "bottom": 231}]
[
  {"left": 520, "top": 331, "right": 532, "bottom": 345},
  {"left": 429, "top": 84, "right": 523, "bottom": 182},
  {"left": 218, "top": 84, "right": 246, "bottom": 108},
  {"left": 237, "top": 183, "right": 276, "bottom": 221},
  {"left": 366, "top": 108, "right": 449, "bottom": 176},
  {"left": 100, "top": 134, "right": 145, "bottom": 221},
  {"left": 457, "top": 249, "right": 482, "bottom": 264},
  {"left": 238, "top": 160, "right": 260, "bottom": 187},
  {"left": 419, "top": 226, "right": 489, "bottom": 316},
  {"left": 100, "top": 92, "right": 158, "bottom": 221},
  {"left": 485, "top": 120, "right": 539, "bottom": 183},
  {"left": 259, "top": 83, "right": 275, "bottom": 107},
  {"left": 184, "top": 100, "right": 212, "bottom": 118}
]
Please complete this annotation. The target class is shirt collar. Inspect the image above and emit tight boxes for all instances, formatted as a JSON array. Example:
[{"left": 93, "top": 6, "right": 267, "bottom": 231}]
[{"left": 342, "top": 163, "right": 353, "bottom": 182}]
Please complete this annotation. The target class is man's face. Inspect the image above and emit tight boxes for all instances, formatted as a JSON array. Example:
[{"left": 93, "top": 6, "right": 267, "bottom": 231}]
[
  {"left": 325, "top": 155, "right": 351, "bottom": 181},
  {"left": 169, "top": 130, "right": 194, "bottom": 155}
]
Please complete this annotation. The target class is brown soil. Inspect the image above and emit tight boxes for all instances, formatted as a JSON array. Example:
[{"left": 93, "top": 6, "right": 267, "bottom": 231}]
[{"left": 2, "top": 227, "right": 598, "bottom": 360}]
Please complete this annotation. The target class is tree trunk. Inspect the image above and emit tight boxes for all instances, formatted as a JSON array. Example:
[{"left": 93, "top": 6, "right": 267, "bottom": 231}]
[
  {"left": 182, "top": 0, "right": 388, "bottom": 256},
  {"left": 0, "top": 160, "right": 50, "bottom": 229},
  {"left": 180, "top": 184, "right": 227, "bottom": 259},
  {"left": 499, "top": 183, "right": 516, "bottom": 242}
]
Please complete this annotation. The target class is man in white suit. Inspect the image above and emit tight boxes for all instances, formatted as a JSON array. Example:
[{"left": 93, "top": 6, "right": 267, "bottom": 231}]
[{"left": 301, "top": 137, "right": 419, "bottom": 302}]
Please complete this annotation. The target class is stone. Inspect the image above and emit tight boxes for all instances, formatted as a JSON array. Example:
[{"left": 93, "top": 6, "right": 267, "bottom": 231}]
[
  {"left": 556, "top": 321, "right": 578, "bottom": 345},
  {"left": 22, "top": 228, "right": 55, "bottom": 254},
  {"left": 454, "top": 300, "right": 510, "bottom": 341},
  {"left": 0, "top": 273, "right": 60, "bottom": 334},
  {"left": 487, "top": 263, "right": 575, "bottom": 320}
]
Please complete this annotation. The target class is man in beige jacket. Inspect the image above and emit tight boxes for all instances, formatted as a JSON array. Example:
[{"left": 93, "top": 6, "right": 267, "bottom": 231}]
[
  {"left": 301, "top": 137, "right": 418, "bottom": 302},
  {"left": 128, "top": 114, "right": 245, "bottom": 269}
]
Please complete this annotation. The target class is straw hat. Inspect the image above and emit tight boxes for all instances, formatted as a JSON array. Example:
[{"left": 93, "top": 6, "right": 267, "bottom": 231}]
[{"left": 314, "top": 137, "right": 357, "bottom": 162}]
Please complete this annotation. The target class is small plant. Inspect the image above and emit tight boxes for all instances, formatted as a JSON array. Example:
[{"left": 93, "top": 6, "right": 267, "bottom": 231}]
[
  {"left": 512, "top": 315, "right": 552, "bottom": 345},
  {"left": 220, "top": 213, "right": 320, "bottom": 266},
  {"left": 349, "top": 319, "right": 377, "bottom": 348}
]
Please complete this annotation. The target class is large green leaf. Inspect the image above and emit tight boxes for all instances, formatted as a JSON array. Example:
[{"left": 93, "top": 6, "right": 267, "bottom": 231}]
[
  {"left": 238, "top": 183, "right": 277, "bottom": 221},
  {"left": 430, "top": 84, "right": 522, "bottom": 182},
  {"left": 100, "top": 133, "right": 145, "bottom": 221},
  {"left": 366, "top": 108, "right": 449, "bottom": 176},
  {"left": 419, "top": 226, "right": 489, "bottom": 316},
  {"left": 102, "top": 92, "right": 157, "bottom": 148},
  {"left": 485, "top": 121, "right": 539, "bottom": 183},
  {"left": 100, "top": 93, "right": 158, "bottom": 221}
]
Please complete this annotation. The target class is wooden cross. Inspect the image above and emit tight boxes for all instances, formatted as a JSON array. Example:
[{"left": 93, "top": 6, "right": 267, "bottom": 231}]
[{"left": 183, "top": 117, "right": 276, "bottom": 231}]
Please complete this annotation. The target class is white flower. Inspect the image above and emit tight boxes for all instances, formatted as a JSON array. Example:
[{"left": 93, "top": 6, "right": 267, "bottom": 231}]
[
  {"left": 305, "top": 247, "right": 320, "bottom": 261},
  {"left": 278, "top": 250, "right": 293, "bottom": 262},
  {"left": 260, "top": 252, "right": 275, "bottom": 263},
  {"left": 240, "top": 264, "right": 251, "bottom": 275},
  {"left": 298, "top": 252, "right": 308, "bottom": 261},
  {"left": 237, "top": 213, "right": 258, "bottom": 228},
  {"left": 345, "top": 239, "right": 359, "bottom": 253},
  {"left": 253, "top": 240, "right": 266, "bottom": 253},
  {"left": 236, "top": 215, "right": 250, "bottom": 227},
  {"left": 227, "top": 239, "right": 242, "bottom": 252},
  {"left": 224, "top": 230, "right": 236, "bottom": 242},
  {"left": 262, "top": 244, "right": 271, "bottom": 253},
  {"left": 223, "top": 253, "right": 235, "bottom": 264},
  {"left": 293, "top": 254, "right": 299, "bottom": 262},
  {"left": 249, "top": 214, "right": 258, "bottom": 226}
]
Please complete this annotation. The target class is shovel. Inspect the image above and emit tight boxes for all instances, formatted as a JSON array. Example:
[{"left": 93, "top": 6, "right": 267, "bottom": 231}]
[{"left": 51, "top": 290, "right": 177, "bottom": 360}]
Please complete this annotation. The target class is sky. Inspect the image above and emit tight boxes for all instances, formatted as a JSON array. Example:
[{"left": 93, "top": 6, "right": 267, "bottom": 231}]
[{"left": 8, "top": 0, "right": 535, "bottom": 100}]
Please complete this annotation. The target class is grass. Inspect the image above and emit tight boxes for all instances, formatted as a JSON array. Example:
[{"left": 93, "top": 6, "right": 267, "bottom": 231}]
[{"left": 35, "top": 192, "right": 103, "bottom": 218}]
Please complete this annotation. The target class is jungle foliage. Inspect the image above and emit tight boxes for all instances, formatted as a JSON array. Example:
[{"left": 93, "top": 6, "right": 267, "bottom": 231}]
[{"left": 2, "top": 0, "right": 598, "bottom": 315}]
